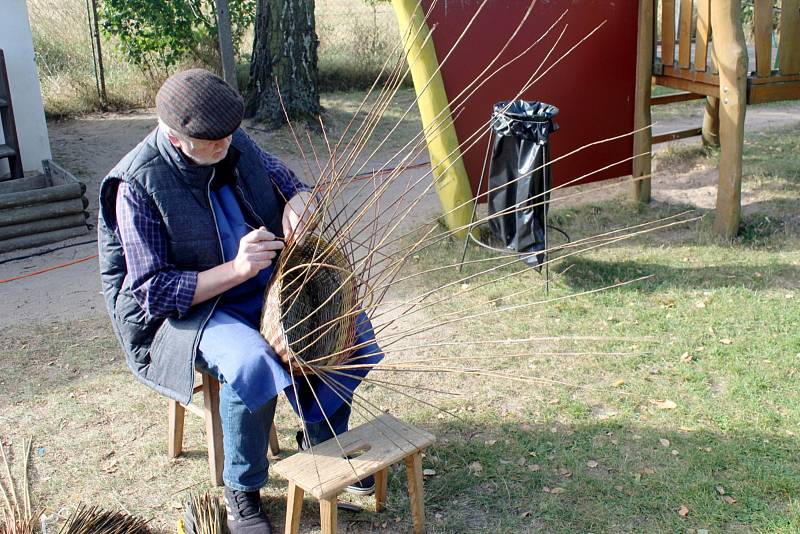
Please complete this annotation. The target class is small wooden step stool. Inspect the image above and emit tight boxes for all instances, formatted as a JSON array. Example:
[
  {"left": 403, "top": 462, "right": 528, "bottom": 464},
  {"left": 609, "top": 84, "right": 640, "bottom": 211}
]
[
  {"left": 273, "top": 413, "right": 435, "bottom": 534},
  {"left": 0, "top": 49, "right": 23, "bottom": 179}
]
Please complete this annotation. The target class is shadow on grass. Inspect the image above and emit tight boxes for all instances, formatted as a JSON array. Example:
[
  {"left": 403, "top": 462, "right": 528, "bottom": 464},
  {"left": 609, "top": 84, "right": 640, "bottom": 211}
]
[{"left": 556, "top": 256, "right": 800, "bottom": 294}]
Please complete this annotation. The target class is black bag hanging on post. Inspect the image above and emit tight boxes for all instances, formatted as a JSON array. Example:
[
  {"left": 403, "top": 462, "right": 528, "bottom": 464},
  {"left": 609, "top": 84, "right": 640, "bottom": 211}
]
[{"left": 488, "top": 100, "right": 558, "bottom": 267}]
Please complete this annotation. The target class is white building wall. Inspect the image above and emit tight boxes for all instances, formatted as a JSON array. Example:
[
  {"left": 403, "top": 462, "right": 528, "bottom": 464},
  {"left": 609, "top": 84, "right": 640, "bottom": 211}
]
[{"left": 0, "top": 0, "right": 52, "bottom": 175}]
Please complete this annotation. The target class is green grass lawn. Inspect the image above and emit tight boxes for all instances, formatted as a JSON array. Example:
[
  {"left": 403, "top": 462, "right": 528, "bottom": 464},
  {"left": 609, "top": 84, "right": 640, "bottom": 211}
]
[{"left": 1, "top": 128, "right": 798, "bottom": 533}]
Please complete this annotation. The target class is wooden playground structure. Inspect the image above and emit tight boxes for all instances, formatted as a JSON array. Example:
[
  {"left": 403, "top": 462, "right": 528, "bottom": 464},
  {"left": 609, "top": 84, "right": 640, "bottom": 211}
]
[{"left": 633, "top": 0, "right": 800, "bottom": 237}]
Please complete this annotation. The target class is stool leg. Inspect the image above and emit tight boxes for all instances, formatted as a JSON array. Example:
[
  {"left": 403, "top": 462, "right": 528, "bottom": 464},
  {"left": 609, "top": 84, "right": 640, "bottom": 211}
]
[
  {"left": 375, "top": 467, "right": 389, "bottom": 512},
  {"left": 268, "top": 424, "right": 280, "bottom": 456},
  {"left": 404, "top": 452, "right": 426, "bottom": 534},
  {"left": 285, "top": 482, "right": 304, "bottom": 534},
  {"left": 168, "top": 399, "right": 185, "bottom": 458},
  {"left": 319, "top": 496, "right": 337, "bottom": 534},
  {"left": 202, "top": 377, "right": 224, "bottom": 486}
]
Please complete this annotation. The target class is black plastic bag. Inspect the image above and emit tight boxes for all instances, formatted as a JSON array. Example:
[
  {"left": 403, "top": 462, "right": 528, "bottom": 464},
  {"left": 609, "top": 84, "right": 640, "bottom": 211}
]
[{"left": 487, "top": 100, "right": 558, "bottom": 267}]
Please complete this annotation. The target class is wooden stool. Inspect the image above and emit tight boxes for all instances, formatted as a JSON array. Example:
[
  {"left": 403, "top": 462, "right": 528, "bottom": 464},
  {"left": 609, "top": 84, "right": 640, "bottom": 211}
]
[
  {"left": 273, "top": 413, "right": 435, "bottom": 534},
  {"left": 167, "top": 373, "right": 281, "bottom": 486}
]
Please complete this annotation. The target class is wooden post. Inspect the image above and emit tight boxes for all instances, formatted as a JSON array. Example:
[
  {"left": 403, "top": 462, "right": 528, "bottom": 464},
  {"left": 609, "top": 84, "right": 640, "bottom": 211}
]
[
  {"left": 284, "top": 482, "right": 304, "bottom": 534},
  {"left": 404, "top": 452, "right": 426, "bottom": 534},
  {"left": 168, "top": 400, "right": 185, "bottom": 458},
  {"left": 202, "top": 376, "right": 225, "bottom": 486},
  {"left": 630, "top": 0, "right": 654, "bottom": 204},
  {"left": 319, "top": 497, "right": 337, "bottom": 534},
  {"left": 374, "top": 467, "right": 389, "bottom": 512},
  {"left": 268, "top": 424, "right": 280, "bottom": 456},
  {"left": 214, "top": 0, "right": 239, "bottom": 92},
  {"left": 710, "top": 0, "right": 748, "bottom": 238},
  {"left": 702, "top": 96, "right": 720, "bottom": 147},
  {"left": 90, "top": 0, "right": 108, "bottom": 109}
]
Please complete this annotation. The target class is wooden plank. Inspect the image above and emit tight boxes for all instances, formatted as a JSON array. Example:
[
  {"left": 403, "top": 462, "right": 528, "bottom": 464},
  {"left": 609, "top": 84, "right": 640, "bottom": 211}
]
[
  {"left": 273, "top": 413, "right": 435, "bottom": 499},
  {"left": 319, "top": 498, "right": 337, "bottom": 534},
  {"left": 652, "top": 127, "right": 703, "bottom": 144},
  {"left": 284, "top": 482, "right": 304, "bottom": 534},
  {"left": 710, "top": 0, "right": 748, "bottom": 238},
  {"left": 631, "top": 0, "right": 655, "bottom": 203},
  {"left": 202, "top": 376, "right": 224, "bottom": 486},
  {"left": 695, "top": 0, "right": 711, "bottom": 71},
  {"left": 661, "top": 64, "right": 721, "bottom": 84},
  {"left": 0, "top": 214, "right": 87, "bottom": 240},
  {"left": 0, "top": 225, "right": 88, "bottom": 254},
  {"left": 748, "top": 79, "right": 800, "bottom": 103},
  {"left": 678, "top": 0, "right": 694, "bottom": 68},
  {"left": 779, "top": 0, "right": 800, "bottom": 74},
  {"left": 653, "top": 74, "right": 720, "bottom": 96},
  {"left": 42, "top": 159, "right": 83, "bottom": 187},
  {"left": 754, "top": 0, "right": 774, "bottom": 77},
  {"left": 375, "top": 468, "right": 388, "bottom": 512},
  {"left": 662, "top": 0, "right": 676, "bottom": 66},
  {"left": 168, "top": 400, "right": 185, "bottom": 458},
  {"left": 651, "top": 91, "right": 705, "bottom": 104},
  {"left": 404, "top": 452, "right": 426, "bottom": 534},
  {"left": 0, "top": 182, "right": 83, "bottom": 210},
  {"left": 702, "top": 96, "right": 721, "bottom": 147},
  {"left": 0, "top": 175, "right": 46, "bottom": 195},
  {"left": 749, "top": 72, "right": 800, "bottom": 84},
  {"left": 0, "top": 198, "right": 87, "bottom": 227}
]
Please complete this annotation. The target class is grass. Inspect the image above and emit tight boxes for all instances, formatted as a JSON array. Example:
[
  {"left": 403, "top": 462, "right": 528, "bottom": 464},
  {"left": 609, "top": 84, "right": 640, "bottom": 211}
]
[{"left": 1, "top": 106, "right": 799, "bottom": 533}]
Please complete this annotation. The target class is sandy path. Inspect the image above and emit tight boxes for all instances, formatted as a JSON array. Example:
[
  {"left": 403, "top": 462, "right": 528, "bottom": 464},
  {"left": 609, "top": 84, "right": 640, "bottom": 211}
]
[{"left": 0, "top": 103, "right": 797, "bottom": 327}]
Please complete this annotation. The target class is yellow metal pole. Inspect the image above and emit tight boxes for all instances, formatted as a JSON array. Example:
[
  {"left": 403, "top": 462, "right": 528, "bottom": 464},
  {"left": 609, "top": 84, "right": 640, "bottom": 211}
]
[{"left": 392, "top": 0, "right": 475, "bottom": 238}]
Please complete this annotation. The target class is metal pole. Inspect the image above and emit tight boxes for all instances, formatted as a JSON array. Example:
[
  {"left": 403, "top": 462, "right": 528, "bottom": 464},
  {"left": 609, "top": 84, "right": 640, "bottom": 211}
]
[
  {"left": 214, "top": 0, "right": 239, "bottom": 92},
  {"left": 90, "top": 0, "right": 108, "bottom": 110}
]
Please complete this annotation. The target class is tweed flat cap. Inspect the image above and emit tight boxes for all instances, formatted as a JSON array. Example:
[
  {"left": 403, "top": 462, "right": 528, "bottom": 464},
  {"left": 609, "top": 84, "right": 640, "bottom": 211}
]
[{"left": 156, "top": 69, "right": 244, "bottom": 140}]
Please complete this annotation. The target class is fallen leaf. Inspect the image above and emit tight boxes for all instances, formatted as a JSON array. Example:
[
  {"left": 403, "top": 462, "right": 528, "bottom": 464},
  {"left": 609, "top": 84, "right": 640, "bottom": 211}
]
[
  {"left": 715, "top": 485, "right": 726, "bottom": 495},
  {"left": 485, "top": 439, "right": 498, "bottom": 446},
  {"left": 659, "top": 438, "right": 671, "bottom": 447},
  {"left": 542, "top": 486, "right": 551, "bottom": 493},
  {"left": 671, "top": 449, "right": 680, "bottom": 456},
  {"left": 586, "top": 460, "right": 598, "bottom": 468},
  {"left": 694, "top": 301, "right": 706, "bottom": 309},
  {"left": 677, "top": 505, "right": 689, "bottom": 517},
  {"left": 528, "top": 464, "right": 541, "bottom": 472},
  {"left": 468, "top": 461, "right": 483, "bottom": 474},
  {"left": 558, "top": 467, "right": 572, "bottom": 477},
  {"left": 547, "top": 398, "right": 560, "bottom": 405},
  {"left": 719, "top": 338, "right": 732, "bottom": 345},
  {"left": 680, "top": 352, "right": 693, "bottom": 363},
  {"left": 520, "top": 511, "right": 531, "bottom": 518},
  {"left": 549, "top": 487, "right": 565, "bottom": 494},
  {"left": 613, "top": 379, "right": 625, "bottom": 387},
  {"left": 651, "top": 399, "right": 677, "bottom": 410},
  {"left": 423, "top": 469, "right": 436, "bottom": 477},
  {"left": 722, "top": 496, "right": 737, "bottom": 504},
  {"left": 614, "top": 485, "right": 624, "bottom": 492}
]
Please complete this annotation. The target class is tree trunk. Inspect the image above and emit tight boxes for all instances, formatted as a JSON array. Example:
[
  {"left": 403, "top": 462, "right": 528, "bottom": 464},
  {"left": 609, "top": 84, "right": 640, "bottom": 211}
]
[{"left": 246, "top": 0, "right": 320, "bottom": 128}]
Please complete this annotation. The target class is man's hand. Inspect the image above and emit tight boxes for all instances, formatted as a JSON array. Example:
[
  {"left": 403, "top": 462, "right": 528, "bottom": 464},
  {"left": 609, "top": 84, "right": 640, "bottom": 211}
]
[
  {"left": 282, "top": 191, "right": 316, "bottom": 245},
  {"left": 232, "top": 227, "right": 285, "bottom": 280}
]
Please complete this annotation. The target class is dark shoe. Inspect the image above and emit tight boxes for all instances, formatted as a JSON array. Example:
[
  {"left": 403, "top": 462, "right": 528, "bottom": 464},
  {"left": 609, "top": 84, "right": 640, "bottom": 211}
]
[
  {"left": 223, "top": 487, "right": 272, "bottom": 534},
  {"left": 296, "top": 431, "right": 376, "bottom": 496}
]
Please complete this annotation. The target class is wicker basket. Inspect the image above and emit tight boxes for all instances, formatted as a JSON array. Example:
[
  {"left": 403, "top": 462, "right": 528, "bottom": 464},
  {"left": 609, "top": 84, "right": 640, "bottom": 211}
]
[{"left": 260, "top": 234, "right": 358, "bottom": 374}]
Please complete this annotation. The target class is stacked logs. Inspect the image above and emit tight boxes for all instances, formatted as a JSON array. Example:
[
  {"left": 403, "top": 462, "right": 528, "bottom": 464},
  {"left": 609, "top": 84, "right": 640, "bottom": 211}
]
[{"left": 0, "top": 160, "right": 89, "bottom": 253}]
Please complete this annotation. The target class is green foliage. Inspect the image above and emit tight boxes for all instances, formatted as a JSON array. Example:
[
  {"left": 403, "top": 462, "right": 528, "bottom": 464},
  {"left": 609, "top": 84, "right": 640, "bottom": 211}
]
[{"left": 99, "top": 0, "right": 255, "bottom": 79}]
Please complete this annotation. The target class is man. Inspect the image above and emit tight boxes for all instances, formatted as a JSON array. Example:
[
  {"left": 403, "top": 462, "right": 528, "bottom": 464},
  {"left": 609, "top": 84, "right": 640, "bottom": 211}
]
[{"left": 98, "top": 69, "right": 379, "bottom": 534}]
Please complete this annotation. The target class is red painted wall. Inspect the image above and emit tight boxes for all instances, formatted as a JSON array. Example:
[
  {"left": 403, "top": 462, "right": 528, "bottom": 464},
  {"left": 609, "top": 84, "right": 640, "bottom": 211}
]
[{"left": 420, "top": 0, "right": 639, "bottom": 193}]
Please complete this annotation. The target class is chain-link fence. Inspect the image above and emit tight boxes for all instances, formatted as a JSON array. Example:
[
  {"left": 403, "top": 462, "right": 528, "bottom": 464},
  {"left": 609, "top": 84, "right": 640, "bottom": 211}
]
[{"left": 26, "top": 0, "right": 404, "bottom": 117}]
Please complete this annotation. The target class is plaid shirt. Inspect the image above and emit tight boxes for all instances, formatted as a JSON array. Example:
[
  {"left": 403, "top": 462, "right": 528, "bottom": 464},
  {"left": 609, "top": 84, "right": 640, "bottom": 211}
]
[{"left": 116, "top": 136, "right": 308, "bottom": 319}]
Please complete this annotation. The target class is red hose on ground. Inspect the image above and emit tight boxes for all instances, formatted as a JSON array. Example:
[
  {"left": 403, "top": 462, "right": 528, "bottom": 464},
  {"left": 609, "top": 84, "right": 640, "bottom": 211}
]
[{"left": 0, "top": 254, "right": 98, "bottom": 284}]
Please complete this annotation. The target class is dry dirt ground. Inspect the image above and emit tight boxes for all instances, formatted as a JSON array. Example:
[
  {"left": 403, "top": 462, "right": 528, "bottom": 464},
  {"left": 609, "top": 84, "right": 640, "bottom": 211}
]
[{"left": 1, "top": 101, "right": 798, "bottom": 328}]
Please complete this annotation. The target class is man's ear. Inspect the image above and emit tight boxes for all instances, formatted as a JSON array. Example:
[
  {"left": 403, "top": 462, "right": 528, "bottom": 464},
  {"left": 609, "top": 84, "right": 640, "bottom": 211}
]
[{"left": 164, "top": 131, "right": 182, "bottom": 148}]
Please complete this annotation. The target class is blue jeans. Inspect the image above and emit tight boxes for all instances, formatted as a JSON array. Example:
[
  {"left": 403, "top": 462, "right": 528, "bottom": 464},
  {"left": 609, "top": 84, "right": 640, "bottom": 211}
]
[{"left": 197, "top": 356, "right": 353, "bottom": 491}]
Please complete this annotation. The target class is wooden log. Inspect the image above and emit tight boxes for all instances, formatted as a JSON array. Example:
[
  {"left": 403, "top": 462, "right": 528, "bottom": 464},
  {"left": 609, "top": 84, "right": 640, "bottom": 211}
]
[
  {"left": 702, "top": 96, "right": 721, "bottom": 147},
  {"left": 0, "top": 182, "right": 84, "bottom": 209},
  {"left": 0, "top": 175, "right": 46, "bottom": 195},
  {"left": 0, "top": 214, "right": 87, "bottom": 240},
  {"left": 630, "top": 0, "right": 654, "bottom": 204},
  {"left": 710, "top": 0, "right": 748, "bottom": 238},
  {"left": 0, "top": 225, "right": 88, "bottom": 254},
  {"left": 43, "top": 159, "right": 84, "bottom": 188},
  {"left": 0, "top": 197, "right": 87, "bottom": 227}
]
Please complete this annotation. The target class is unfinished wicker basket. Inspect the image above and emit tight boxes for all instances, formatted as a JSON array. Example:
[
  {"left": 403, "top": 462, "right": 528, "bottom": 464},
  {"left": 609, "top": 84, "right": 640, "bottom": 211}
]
[{"left": 261, "top": 234, "right": 358, "bottom": 374}]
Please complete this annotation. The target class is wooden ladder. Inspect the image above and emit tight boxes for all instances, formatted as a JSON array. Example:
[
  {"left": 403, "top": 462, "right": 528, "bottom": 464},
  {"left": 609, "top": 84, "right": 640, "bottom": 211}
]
[{"left": 0, "top": 49, "right": 23, "bottom": 179}]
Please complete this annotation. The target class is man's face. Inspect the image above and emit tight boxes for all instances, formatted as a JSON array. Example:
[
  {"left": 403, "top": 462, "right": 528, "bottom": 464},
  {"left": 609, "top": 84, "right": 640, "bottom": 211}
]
[{"left": 167, "top": 132, "right": 232, "bottom": 166}]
